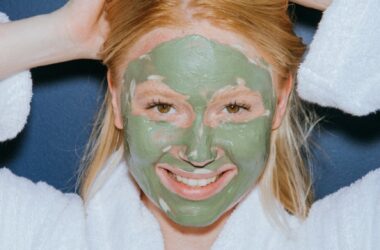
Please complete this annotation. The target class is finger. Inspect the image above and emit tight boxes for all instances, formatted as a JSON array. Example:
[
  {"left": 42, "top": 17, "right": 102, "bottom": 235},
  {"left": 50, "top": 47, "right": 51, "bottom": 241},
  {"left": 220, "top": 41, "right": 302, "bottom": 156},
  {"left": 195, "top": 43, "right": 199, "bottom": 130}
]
[{"left": 290, "top": 0, "right": 331, "bottom": 10}]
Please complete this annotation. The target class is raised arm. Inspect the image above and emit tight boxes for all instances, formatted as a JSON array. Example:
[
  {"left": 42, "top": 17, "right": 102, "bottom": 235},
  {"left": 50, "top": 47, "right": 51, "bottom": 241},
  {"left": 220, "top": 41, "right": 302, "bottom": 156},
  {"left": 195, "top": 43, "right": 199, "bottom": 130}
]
[
  {"left": 296, "top": 0, "right": 380, "bottom": 115},
  {"left": 0, "top": 0, "right": 109, "bottom": 79}
]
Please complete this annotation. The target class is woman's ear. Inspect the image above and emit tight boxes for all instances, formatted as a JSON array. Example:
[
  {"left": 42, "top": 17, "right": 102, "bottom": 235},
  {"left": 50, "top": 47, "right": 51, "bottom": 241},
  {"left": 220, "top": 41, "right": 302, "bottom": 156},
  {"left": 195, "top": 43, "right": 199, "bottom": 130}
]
[
  {"left": 272, "top": 75, "right": 293, "bottom": 130},
  {"left": 107, "top": 70, "right": 124, "bottom": 129}
]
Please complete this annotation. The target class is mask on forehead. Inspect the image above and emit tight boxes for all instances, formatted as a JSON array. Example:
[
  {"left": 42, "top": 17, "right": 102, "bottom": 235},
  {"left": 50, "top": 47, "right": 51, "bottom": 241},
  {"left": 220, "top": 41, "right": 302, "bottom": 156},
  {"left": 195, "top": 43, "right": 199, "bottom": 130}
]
[{"left": 121, "top": 35, "right": 275, "bottom": 227}]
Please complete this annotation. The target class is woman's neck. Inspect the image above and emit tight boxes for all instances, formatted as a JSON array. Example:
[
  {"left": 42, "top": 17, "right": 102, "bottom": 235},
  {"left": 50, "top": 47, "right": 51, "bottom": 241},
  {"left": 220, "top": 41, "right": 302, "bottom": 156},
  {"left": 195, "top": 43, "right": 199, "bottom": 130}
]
[{"left": 142, "top": 195, "right": 233, "bottom": 250}]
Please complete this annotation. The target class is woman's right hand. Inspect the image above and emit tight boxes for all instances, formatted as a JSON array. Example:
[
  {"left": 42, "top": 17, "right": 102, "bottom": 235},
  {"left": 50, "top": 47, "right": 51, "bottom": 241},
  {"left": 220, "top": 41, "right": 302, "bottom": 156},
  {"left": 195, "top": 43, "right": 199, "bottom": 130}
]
[
  {"left": 52, "top": 0, "right": 110, "bottom": 60},
  {"left": 291, "top": 0, "right": 333, "bottom": 10},
  {"left": 0, "top": 0, "right": 109, "bottom": 79}
]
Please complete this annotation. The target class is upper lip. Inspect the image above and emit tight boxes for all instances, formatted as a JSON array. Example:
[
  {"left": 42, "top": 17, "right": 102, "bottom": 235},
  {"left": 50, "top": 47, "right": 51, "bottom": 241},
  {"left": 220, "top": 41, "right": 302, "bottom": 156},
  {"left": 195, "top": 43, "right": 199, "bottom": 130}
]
[{"left": 155, "top": 163, "right": 237, "bottom": 179}]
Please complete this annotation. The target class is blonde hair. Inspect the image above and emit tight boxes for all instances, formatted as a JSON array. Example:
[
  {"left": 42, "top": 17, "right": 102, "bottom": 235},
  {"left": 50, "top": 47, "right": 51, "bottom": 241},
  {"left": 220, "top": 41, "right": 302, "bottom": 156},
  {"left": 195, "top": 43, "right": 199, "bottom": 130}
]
[{"left": 78, "top": 0, "right": 315, "bottom": 219}]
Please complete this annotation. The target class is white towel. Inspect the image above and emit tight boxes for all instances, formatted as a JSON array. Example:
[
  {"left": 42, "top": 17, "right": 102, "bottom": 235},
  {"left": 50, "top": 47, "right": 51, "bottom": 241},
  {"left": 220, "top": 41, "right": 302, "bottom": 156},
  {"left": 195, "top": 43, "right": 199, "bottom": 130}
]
[
  {"left": 0, "top": 12, "right": 33, "bottom": 142},
  {"left": 297, "top": 0, "right": 380, "bottom": 116}
]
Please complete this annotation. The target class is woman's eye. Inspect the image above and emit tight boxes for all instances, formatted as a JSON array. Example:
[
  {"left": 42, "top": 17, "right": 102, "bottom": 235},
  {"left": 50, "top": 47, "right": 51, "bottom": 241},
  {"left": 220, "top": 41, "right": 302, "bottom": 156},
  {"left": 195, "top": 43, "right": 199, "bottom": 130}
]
[
  {"left": 225, "top": 104, "right": 241, "bottom": 113},
  {"left": 146, "top": 101, "right": 175, "bottom": 114},
  {"left": 224, "top": 103, "right": 250, "bottom": 114},
  {"left": 156, "top": 104, "right": 173, "bottom": 114}
]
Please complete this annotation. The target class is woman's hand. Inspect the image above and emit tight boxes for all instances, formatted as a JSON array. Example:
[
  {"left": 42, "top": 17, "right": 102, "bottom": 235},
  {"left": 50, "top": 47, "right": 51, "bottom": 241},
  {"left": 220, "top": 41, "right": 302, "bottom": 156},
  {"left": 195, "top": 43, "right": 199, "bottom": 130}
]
[
  {"left": 0, "top": 0, "right": 109, "bottom": 79},
  {"left": 291, "top": 0, "right": 333, "bottom": 10},
  {"left": 53, "top": 0, "right": 110, "bottom": 59}
]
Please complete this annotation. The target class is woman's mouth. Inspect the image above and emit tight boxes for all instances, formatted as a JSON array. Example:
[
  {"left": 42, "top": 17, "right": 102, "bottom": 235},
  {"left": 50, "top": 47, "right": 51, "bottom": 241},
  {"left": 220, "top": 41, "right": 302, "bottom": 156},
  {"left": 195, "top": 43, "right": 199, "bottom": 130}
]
[
  {"left": 155, "top": 163, "right": 237, "bottom": 201},
  {"left": 173, "top": 174, "right": 217, "bottom": 187}
]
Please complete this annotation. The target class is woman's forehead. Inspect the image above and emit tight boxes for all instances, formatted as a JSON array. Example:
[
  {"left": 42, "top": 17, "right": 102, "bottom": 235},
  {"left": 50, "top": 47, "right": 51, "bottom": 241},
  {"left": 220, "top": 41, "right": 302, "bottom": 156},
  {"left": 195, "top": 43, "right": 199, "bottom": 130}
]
[
  {"left": 124, "top": 21, "right": 265, "bottom": 69},
  {"left": 123, "top": 35, "right": 275, "bottom": 109}
]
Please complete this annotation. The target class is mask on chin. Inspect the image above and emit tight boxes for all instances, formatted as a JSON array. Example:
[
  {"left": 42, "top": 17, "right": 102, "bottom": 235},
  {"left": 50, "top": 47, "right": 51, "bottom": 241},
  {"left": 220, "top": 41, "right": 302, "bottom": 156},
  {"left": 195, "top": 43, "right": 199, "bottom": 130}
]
[{"left": 121, "top": 35, "right": 275, "bottom": 227}]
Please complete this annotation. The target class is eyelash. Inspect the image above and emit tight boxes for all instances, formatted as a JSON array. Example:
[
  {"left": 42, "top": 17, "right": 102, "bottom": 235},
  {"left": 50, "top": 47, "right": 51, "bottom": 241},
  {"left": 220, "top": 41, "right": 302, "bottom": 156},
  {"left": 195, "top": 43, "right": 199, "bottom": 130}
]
[
  {"left": 225, "top": 101, "right": 251, "bottom": 111},
  {"left": 145, "top": 99, "right": 174, "bottom": 109},
  {"left": 144, "top": 100, "right": 250, "bottom": 112}
]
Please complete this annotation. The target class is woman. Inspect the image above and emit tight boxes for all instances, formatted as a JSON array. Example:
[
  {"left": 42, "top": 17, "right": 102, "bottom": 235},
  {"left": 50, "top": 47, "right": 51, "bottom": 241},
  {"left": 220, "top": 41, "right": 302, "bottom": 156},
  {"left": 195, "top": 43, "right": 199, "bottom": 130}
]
[
  {"left": 0, "top": 0, "right": 379, "bottom": 249},
  {"left": 81, "top": 0, "right": 321, "bottom": 248},
  {"left": 82, "top": 1, "right": 315, "bottom": 248}
]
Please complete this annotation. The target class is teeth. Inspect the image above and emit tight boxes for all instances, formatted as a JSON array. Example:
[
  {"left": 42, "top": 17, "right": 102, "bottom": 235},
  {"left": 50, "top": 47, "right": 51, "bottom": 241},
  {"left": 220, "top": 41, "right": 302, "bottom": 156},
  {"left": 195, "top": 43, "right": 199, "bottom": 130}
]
[{"left": 174, "top": 174, "right": 217, "bottom": 187}]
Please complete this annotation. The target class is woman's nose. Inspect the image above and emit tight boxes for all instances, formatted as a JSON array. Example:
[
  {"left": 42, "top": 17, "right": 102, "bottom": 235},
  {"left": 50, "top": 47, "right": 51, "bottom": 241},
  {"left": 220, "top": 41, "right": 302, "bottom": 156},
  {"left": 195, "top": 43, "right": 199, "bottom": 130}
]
[{"left": 181, "top": 116, "right": 216, "bottom": 167}]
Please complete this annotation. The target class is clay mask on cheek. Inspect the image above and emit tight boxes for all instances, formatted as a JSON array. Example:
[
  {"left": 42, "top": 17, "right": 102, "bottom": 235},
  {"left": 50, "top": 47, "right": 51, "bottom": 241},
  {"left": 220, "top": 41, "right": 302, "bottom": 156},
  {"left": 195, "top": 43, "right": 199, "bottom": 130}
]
[{"left": 121, "top": 35, "right": 275, "bottom": 227}]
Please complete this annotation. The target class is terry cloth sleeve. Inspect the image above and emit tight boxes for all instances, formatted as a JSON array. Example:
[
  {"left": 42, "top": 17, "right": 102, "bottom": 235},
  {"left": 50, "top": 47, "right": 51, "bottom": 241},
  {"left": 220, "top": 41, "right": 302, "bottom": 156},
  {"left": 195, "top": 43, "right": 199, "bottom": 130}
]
[
  {"left": 297, "top": 0, "right": 380, "bottom": 116},
  {"left": 0, "top": 168, "right": 87, "bottom": 250},
  {"left": 292, "top": 168, "right": 380, "bottom": 249},
  {"left": 0, "top": 12, "right": 33, "bottom": 142}
]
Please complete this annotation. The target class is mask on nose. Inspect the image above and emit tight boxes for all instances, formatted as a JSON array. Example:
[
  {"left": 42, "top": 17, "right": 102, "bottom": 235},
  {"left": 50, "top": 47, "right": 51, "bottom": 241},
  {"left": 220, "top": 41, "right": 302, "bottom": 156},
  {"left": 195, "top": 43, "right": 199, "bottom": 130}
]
[{"left": 121, "top": 35, "right": 275, "bottom": 227}]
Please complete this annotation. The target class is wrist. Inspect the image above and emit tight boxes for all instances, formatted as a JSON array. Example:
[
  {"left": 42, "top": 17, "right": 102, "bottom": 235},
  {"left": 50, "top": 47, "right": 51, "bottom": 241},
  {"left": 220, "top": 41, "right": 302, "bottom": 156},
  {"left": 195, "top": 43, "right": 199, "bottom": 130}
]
[{"left": 46, "top": 11, "right": 86, "bottom": 61}]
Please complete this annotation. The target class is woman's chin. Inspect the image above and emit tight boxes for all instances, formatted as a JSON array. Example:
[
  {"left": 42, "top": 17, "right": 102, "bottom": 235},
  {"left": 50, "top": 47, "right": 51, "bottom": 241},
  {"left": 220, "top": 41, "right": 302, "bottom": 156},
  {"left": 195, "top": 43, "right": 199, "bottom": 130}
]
[
  {"left": 162, "top": 202, "right": 236, "bottom": 229},
  {"left": 167, "top": 213, "right": 220, "bottom": 228}
]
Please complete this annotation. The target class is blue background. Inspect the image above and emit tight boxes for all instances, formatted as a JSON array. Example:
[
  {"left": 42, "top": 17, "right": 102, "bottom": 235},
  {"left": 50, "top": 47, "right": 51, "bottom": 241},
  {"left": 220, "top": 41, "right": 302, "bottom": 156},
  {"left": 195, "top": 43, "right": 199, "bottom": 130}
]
[{"left": 0, "top": 1, "right": 379, "bottom": 199}]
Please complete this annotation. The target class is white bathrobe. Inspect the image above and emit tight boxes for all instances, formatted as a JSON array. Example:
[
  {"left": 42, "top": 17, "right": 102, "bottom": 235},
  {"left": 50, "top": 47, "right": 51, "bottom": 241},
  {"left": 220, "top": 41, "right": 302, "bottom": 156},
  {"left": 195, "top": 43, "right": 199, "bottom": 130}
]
[
  {"left": 1, "top": 146, "right": 379, "bottom": 250},
  {"left": 297, "top": 0, "right": 380, "bottom": 116},
  {"left": 1, "top": 0, "right": 379, "bottom": 249}
]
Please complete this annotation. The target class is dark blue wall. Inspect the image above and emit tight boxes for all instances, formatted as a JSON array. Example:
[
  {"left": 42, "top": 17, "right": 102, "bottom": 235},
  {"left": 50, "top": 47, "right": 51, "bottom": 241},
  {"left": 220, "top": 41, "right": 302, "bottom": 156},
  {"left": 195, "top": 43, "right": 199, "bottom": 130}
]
[{"left": 0, "top": 1, "right": 379, "bottom": 199}]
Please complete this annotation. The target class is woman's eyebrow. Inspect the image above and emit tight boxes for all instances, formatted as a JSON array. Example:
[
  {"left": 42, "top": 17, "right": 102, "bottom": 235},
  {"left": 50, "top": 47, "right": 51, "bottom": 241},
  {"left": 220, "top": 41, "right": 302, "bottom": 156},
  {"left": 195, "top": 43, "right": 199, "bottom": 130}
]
[
  {"left": 208, "top": 83, "right": 263, "bottom": 103},
  {"left": 134, "top": 79, "right": 189, "bottom": 100},
  {"left": 136, "top": 88, "right": 174, "bottom": 97},
  {"left": 211, "top": 88, "right": 262, "bottom": 99}
]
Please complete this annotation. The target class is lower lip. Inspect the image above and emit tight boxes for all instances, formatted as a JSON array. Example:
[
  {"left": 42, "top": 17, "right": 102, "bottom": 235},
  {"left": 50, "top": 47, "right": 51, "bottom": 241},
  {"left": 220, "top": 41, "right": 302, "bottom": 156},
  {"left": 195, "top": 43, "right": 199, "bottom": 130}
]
[{"left": 155, "top": 166, "right": 237, "bottom": 201}]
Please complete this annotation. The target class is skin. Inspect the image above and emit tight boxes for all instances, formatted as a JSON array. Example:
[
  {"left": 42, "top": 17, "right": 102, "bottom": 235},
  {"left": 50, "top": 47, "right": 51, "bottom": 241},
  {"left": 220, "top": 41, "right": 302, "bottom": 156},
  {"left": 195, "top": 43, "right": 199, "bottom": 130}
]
[{"left": 120, "top": 35, "right": 275, "bottom": 227}]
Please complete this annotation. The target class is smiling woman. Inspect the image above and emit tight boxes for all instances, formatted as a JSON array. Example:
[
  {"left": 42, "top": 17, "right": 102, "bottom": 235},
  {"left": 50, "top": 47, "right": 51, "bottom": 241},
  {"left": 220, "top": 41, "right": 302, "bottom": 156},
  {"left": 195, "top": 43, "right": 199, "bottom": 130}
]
[
  {"left": 79, "top": 0, "right": 315, "bottom": 242},
  {"left": 1, "top": 0, "right": 380, "bottom": 249}
]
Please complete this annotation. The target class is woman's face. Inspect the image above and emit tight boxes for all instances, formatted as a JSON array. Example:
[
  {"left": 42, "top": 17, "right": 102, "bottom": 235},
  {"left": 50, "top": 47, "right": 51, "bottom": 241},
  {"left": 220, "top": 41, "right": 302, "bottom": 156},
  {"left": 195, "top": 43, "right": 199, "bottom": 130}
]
[{"left": 110, "top": 24, "right": 290, "bottom": 227}]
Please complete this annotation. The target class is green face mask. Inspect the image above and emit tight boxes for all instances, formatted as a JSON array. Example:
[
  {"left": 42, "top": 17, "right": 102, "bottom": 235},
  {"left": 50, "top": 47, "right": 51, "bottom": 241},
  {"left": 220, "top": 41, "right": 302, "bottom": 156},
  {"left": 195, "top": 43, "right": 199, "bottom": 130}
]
[{"left": 121, "top": 35, "right": 275, "bottom": 227}]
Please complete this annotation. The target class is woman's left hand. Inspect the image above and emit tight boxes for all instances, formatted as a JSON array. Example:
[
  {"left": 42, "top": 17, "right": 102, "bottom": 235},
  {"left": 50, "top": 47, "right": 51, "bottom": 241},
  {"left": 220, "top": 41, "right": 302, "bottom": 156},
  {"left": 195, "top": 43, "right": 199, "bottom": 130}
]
[{"left": 290, "top": 0, "right": 332, "bottom": 10}]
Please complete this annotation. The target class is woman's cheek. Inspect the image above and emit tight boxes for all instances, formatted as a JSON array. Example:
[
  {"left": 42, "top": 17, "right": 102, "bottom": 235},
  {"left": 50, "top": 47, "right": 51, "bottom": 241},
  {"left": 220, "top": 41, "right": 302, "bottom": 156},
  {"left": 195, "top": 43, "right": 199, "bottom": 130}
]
[
  {"left": 126, "top": 115, "right": 183, "bottom": 161},
  {"left": 213, "top": 118, "right": 272, "bottom": 171},
  {"left": 151, "top": 127, "right": 182, "bottom": 146}
]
